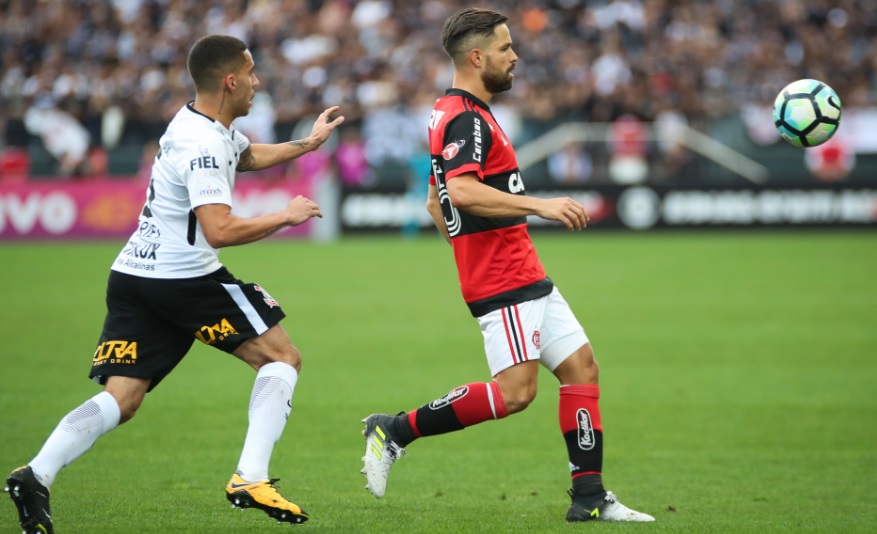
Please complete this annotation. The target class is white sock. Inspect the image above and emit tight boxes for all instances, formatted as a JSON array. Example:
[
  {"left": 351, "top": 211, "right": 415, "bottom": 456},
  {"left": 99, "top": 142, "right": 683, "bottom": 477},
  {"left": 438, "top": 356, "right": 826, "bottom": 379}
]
[
  {"left": 236, "top": 362, "right": 297, "bottom": 482},
  {"left": 29, "top": 391, "right": 121, "bottom": 488}
]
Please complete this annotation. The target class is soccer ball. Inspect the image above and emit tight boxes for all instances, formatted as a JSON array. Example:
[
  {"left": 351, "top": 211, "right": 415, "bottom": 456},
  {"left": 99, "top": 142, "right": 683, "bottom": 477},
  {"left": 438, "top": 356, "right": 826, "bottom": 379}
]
[{"left": 773, "top": 79, "right": 841, "bottom": 148}]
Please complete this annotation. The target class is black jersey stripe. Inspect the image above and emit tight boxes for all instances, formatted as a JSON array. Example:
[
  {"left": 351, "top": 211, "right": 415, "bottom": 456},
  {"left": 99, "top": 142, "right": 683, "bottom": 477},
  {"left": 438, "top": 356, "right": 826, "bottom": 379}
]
[
  {"left": 512, "top": 305, "right": 529, "bottom": 361},
  {"left": 505, "top": 306, "right": 524, "bottom": 364},
  {"left": 469, "top": 277, "right": 554, "bottom": 317},
  {"left": 501, "top": 307, "right": 520, "bottom": 364}
]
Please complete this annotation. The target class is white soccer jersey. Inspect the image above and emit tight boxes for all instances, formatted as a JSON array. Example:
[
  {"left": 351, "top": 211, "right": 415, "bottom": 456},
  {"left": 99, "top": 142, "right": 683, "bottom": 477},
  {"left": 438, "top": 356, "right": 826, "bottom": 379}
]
[{"left": 112, "top": 103, "right": 250, "bottom": 278}]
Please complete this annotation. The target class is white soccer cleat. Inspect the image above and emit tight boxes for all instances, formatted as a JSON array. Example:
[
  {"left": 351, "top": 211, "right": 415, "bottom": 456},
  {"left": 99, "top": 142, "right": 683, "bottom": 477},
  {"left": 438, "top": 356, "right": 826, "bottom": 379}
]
[
  {"left": 598, "top": 491, "right": 655, "bottom": 521},
  {"left": 566, "top": 490, "right": 655, "bottom": 522},
  {"left": 361, "top": 414, "right": 405, "bottom": 499}
]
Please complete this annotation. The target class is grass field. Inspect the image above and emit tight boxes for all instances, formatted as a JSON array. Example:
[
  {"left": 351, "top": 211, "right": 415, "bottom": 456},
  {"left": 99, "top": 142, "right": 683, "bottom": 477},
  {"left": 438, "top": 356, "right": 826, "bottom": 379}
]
[{"left": 1, "top": 231, "right": 875, "bottom": 533}]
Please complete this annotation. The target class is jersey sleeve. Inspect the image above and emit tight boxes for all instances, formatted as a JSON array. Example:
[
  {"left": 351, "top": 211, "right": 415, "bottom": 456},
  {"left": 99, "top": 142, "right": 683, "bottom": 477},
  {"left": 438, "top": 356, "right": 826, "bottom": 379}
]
[
  {"left": 234, "top": 128, "right": 250, "bottom": 155},
  {"left": 441, "top": 111, "right": 494, "bottom": 182},
  {"left": 182, "top": 137, "right": 235, "bottom": 209}
]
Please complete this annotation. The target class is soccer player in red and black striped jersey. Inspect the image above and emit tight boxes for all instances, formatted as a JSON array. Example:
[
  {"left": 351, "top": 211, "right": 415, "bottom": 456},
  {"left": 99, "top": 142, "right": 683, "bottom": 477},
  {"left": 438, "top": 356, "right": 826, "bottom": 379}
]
[{"left": 361, "top": 8, "right": 654, "bottom": 523}]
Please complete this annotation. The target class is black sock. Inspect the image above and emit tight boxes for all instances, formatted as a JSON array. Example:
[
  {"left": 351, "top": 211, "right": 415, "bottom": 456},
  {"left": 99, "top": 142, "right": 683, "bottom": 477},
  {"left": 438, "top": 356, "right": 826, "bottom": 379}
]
[
  {"left": 392, "top": 412, "right": 418, "bottom": 447},
  {"left": 572, "top": 474, "right": 606, "bottom": 500}
]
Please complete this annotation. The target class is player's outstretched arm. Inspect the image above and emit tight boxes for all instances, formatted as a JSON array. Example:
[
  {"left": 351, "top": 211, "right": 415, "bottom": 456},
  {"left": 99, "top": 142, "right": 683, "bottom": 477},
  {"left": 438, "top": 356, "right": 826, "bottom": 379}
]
[
  {"left": 237, "top": 106, "right": 345, "bottom": 172},
  {"left": 194, "top": 196, "right": 322, "bottom": 248},
  {"left": 447, "top": 174, "right": 588, "bottom": 231}
]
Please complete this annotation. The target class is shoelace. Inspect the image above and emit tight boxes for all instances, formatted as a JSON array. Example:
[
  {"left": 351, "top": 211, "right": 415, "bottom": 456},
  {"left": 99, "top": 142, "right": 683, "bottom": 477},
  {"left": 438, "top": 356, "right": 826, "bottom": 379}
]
[{"left": 386, "top": 440, "right": 406, "bottom": 459}]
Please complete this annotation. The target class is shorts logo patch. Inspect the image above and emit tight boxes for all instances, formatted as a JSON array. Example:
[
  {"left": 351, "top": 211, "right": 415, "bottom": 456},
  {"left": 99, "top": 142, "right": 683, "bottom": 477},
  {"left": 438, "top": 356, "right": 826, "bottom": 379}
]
[
  {"left": 532, "top": 330, "right": 541, "bottom": 349},
  {"left": 429, "top": 386, "right": 469, "bottom": 410},
  {"left": 194, "top": 318, "right": 239, "bottom": 345},
  {"left": 93, "top": 340, "right": 138, "bottom": 366},
  {"left": 442, "top": 140, "right": 465, "bottom": 160},
  {"left": 577, "top": 408, "right": 595, "bottom": 451},
  {"left": 254, "top": 284, "right": 278, "bottom": 308}
]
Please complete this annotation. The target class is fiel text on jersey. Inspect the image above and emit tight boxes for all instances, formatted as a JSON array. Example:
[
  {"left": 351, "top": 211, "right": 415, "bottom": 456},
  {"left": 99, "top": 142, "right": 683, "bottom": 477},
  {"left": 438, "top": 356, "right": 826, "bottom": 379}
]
[{"left": 190, "top": 155, "right": 220, "bottom": 170}]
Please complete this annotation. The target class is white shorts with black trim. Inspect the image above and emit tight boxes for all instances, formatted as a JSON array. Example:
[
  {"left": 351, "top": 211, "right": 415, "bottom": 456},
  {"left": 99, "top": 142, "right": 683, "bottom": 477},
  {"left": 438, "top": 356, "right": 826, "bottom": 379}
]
[{"left": 476, "top": 286, "right": 589, "bottom": 377}]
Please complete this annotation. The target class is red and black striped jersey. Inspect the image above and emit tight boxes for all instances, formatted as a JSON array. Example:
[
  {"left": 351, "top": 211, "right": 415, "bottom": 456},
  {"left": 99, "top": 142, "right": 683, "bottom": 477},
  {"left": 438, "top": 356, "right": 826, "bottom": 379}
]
[{"left": 428, "top": 88, "right": 552, "bottom": 317}]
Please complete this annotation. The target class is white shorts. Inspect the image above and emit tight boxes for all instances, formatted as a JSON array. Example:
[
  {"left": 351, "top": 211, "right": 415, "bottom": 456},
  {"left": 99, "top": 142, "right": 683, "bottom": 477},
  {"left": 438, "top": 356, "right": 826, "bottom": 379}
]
[{"left": 477, "top": 287, "right": 589, "bottom": 376}]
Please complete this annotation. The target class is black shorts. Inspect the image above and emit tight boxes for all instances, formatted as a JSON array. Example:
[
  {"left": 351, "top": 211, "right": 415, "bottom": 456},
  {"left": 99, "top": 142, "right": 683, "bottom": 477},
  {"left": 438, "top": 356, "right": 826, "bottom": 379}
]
[{"left": 90, "top": 267, "right": 286, "bottom": 391}]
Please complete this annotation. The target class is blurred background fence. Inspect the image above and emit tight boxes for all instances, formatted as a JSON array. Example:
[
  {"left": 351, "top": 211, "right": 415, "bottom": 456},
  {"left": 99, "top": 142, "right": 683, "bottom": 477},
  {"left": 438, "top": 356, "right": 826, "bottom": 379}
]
[{"left": 1, "top": 0, "right": 876, "bottom": 237}]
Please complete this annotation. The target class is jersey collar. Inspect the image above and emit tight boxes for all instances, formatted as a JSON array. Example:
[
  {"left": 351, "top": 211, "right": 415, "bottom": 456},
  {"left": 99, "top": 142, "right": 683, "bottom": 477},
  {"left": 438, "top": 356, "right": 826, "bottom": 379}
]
[
  {"left": 185, "top": 101, "right": 238, "bottom": 138},
  {"left": 445, "top": 88, "right": 490, "bottom": 112}
]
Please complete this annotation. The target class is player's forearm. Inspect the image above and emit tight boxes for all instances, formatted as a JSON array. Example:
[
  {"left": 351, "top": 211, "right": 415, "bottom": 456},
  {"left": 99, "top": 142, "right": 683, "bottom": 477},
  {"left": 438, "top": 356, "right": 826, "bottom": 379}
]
[
  {"left": 240, "top": 140, "right": 316, "bottom": 171},
  {"left": 201, "top": 211, "right": 291, "bottom": 248},
  {"left": 426, "top": 194, "right": 451, "bottom": 244},
  {"left": 448, "top": 178, "right": 540, "bottom": 218}
]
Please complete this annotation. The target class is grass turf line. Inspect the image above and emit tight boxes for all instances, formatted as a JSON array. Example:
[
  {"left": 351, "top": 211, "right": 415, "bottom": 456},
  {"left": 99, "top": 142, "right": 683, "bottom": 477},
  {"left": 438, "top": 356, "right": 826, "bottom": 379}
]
[{"left": 0, "top": 231, "right": 875, "bottom": 532}]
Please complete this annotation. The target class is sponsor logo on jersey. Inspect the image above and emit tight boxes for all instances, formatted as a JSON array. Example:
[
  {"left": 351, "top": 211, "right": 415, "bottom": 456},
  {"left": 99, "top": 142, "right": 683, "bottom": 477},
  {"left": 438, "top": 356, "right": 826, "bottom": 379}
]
[
  {"left": 93, "top": 340, "right": 138, "bottom": 366},
  {"left": 121, "top": 240, "right": 160, "bottom": 260},
  {"left": 135, "top": 221, "right": 161, "bottom": 238},
  {"left": 429, "top": 109, "right": 446, "bottom": 130},
  {"left": 576, "top": 408, "right": 596, "bottom": 450},
  {"left": 532, "top": 329, "right": 541, "bottom": 348},
  {"left": 254, "top": 284, "right": 278, "bottom": 307},
  {"left": 432, "top": 158, "right": 461, "bottom": 237},
  {"left": 472, "top": 117, "right": 483, "bottom": 162},
  {"left": 429, "top": 386, "right": 470, "bottom": 410},
  {"left": 199, "top": 186, "right": 223, "bottom": 197},
  {"left": 190, "top": 155, "right": 220, "bottom": 171},
  {"left": 116, "top": 257, "right": 156, "bottom": 271},
  {"left": 508, "top": 171, "right": 525, "bottom": 194},
  {"left": 194, "top": 318, "right": 239, "bottom": 345},
  {"left": 442, "top": 140, "right": 466, "bottom": 160}
]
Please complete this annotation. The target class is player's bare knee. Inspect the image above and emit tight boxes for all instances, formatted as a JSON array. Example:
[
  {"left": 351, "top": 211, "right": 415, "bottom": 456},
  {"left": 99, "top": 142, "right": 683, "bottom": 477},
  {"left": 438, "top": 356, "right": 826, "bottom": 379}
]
[
  {"left": 110, "top": 392, "right": 144, "bottom": 424},
  {"left": 118, "top": 401, "right": 142, "bottom": 424},
  {"left": 554, "top": 346, "right": 599, "bottom": 385},
  {"left": 277, "top": 350, "right": 302, "bottom": 372},
  {"left": 503, "top": 387, "right": 537, "bottom": 414},
  {"left": 104, "top": 376, "right": 149, "bottom": 424},
  {"left": 258, "top": 348, "right": 302, "bottom": 372}
]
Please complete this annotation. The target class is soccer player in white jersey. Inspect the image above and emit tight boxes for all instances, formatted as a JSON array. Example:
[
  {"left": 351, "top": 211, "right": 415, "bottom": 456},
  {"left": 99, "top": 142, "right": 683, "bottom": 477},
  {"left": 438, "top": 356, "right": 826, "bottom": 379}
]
[{"left": 5, "top": 35, "right": 343, "bottom": 532}]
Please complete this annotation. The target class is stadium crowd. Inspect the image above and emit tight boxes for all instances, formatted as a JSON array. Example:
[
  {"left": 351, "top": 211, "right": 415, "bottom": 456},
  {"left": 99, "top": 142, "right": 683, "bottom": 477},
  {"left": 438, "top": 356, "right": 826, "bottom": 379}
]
[{"left": 0, "top": 0, "right": 875, "bottom": 180}]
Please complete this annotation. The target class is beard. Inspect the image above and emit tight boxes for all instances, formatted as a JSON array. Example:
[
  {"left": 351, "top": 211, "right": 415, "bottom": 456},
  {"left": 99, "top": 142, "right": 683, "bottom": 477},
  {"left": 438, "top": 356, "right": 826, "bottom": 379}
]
[{"left": 482, "top": 58, "right": 514, "bottom": 95}]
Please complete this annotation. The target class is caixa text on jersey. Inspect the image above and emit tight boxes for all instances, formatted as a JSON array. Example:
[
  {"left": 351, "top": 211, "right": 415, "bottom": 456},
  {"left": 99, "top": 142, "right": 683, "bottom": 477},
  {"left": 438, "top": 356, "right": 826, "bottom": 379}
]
[{"left": 121, "top": 241, "right": 161, "bottom": 260}]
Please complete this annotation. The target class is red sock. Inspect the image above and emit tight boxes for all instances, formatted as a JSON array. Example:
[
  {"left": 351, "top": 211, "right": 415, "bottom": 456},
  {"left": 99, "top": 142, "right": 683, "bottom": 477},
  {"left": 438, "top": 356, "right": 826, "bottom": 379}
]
[
  {"left": 559, "top": 384, "right": 604, "bottom": 479},
  {"left": 407, "top": 382, "right": 508, "bottom": 438}
]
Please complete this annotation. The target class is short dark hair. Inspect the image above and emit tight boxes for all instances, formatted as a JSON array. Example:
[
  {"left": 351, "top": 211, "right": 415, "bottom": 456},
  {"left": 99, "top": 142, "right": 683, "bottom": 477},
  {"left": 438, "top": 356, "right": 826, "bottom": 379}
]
[
  {"left": 187, "top": 35, "right": 249, "bottom": 93},
  {"left": 441, "top": 8, "right": 508, "bottom": 66}
]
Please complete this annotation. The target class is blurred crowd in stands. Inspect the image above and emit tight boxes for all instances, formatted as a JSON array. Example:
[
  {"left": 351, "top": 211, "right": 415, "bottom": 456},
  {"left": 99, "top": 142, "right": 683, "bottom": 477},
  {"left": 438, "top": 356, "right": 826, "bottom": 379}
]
[{"left": 0, "top": 0, "right": 875, "bottom": 183}]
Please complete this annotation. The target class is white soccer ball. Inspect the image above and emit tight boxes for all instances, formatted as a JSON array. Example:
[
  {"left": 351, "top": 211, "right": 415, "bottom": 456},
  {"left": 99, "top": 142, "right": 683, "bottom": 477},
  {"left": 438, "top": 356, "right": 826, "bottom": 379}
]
[{"left": 773, "top": 79, "right": 842, "bottom": 148}]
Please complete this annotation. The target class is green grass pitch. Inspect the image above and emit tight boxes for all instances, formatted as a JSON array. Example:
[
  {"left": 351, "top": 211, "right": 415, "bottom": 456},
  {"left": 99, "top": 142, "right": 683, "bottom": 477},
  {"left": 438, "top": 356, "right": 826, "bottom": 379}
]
[{"left": 1, "top": 231, "right": 875, "bottom": 533}]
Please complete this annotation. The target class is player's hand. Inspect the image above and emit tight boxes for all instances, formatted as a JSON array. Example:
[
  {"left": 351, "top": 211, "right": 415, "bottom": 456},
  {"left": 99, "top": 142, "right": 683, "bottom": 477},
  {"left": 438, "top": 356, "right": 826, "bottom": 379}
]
[
  {"left": 307, "top": 106, "right": 345, "bottom": 148},
  {"left": 537, "top": 197, "right": 588, "bottom": 231},
  {"left": 285, "top": 195, "right": 323, "bottom": 226}
]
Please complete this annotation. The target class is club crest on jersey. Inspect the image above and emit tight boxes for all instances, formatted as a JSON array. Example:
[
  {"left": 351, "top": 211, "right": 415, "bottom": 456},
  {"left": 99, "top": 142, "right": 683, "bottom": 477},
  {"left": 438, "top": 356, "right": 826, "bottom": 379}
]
[
  {"left": 254, "top": 284, "right": 278, "bottom": 307},
  {"left": 442, "top": 140, "right": 466, "bottom": 160}
]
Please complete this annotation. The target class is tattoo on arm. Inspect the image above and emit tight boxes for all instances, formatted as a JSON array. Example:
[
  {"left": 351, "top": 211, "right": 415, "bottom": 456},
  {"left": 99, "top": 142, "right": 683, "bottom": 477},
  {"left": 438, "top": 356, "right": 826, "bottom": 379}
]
[
  {"left": 286, "top": 138, "right": 311, "bottom": 150},
  {"left": 236, "top": 146, "right": 256, "bottom": 172}
]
